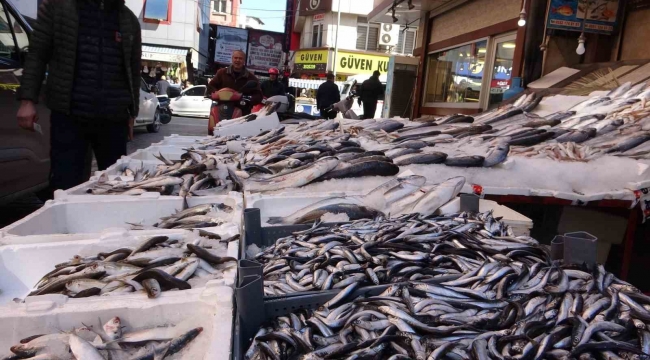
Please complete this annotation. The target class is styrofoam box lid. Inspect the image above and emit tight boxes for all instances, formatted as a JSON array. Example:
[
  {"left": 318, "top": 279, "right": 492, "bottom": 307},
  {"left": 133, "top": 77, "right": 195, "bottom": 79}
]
[
  {"left": 0, "top": 286, "right": 234, "bottom": 359},
  {"left": 0, "top": 230, "right": 239, "bottom": 306},
  {"left": 1, "top": 193, "right": 243, "bottom": 237}
]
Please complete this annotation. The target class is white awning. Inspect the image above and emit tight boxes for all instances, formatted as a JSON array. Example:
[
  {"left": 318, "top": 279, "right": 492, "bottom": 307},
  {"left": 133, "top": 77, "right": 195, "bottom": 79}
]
[
  {"left": 289, "top": 79, "right": 345, "bottom": 90},
  {"left": 141, "top": 45, "right": 188, "bottom": 64}
]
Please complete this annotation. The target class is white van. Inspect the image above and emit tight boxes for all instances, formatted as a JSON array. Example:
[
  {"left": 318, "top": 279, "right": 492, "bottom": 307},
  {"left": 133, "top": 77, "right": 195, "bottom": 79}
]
[{"left": 340, "top": 74, "right": 387, "bottom": 119}]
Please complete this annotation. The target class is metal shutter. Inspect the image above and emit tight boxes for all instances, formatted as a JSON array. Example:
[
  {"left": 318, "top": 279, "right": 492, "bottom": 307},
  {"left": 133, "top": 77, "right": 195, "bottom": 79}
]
[
  {"left": 389, "top": 68, "right": 417, "bottom": 118},
  {"left": 405, "top": 31, "right": 415, "bottom": 55},
  {"left": 367, "top": 27, "right": 379, "bottom": 51},
  {"left": 356, "top": 26, "right": 367, "bottom": 50}
]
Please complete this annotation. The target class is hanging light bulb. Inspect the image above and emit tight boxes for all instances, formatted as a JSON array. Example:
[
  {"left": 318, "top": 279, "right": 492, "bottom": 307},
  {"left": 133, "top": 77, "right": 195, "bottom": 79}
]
[
  {"left": 576, "top": 32, "right": 586, "bottom": 55},
  {"left": 518, "top": 0, "right": 527, "bottom": 26},
  {"left": 518, "top": 11, "right": 527, "bottom": 26}
]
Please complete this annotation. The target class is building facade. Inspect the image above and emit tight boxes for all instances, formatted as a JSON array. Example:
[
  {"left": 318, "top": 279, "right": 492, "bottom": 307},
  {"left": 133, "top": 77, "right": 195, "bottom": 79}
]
[
  {"left": 367, "top": 0, "right": 650, "bottom": 119},
  {"left": 125, "top": 0, "right": 211, "bottom": 82},
  {"left": 210, "top": 0, "right": 241, "bottom": 26},
  {"left": 290, "top": 0, "right": 417, "bottom": 80}
]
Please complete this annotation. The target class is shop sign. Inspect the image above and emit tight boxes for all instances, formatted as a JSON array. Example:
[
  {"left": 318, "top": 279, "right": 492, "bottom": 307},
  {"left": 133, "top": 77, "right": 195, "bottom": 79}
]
[
  {"left": 301, "top": 0, "right": 332, "bottom": 16},
  {"left": 313, "top": 14, "right": 325, "bottom": 23},
  {"left": 142, "top": 51, "right": 185, "bottom": 63},
  {"left": 247, "top": 30, "right": 284, "bottom": 72},
  {"left": 546, "top": 0, "right": 621, "bottom": 35},
  {"left": 337, "top": 52, "right": 389, "bottom": 75},
  {"left": 215, "top": 26, "right": 249, "bottom": 64},
  {"left": 294, "top": 50, "right": 328, "bottom": 72}
]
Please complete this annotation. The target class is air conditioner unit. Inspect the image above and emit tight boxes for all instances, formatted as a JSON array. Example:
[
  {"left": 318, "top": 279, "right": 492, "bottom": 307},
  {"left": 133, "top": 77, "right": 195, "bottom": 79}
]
[{"left": 379, "top": 23, "right": 399, "bottom": 46}]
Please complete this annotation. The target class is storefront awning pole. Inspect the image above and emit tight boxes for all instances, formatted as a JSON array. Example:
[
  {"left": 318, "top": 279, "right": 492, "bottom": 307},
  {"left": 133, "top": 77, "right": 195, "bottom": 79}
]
[{"left": 332, "top": 0, "right": 342, "bottom": 76}]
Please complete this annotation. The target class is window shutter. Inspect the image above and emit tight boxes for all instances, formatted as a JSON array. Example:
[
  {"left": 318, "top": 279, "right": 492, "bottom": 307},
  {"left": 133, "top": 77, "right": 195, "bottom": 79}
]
[
  {"left": 367, "top": 26, "right": 379, "bottom": 51},
  {"left": 405, "top": 31, "right": 415, "bottom": 55},
  {"left": 356, "top": 26, "right": 367, "bottom": 50}
]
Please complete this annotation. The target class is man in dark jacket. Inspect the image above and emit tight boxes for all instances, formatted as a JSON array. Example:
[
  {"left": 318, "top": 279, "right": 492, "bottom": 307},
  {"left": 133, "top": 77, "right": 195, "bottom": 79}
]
[
  {"left": 261, "top": 67, "right": 285, "bottom": 98},
  {"left": 16, "top": 0, "right": 141, "bottom": 192},
  {"left": 360, "top": 70, "right": 383, "bottom": 119},
  {"left": 316, "top": 72, "right": 340, "bottom": 119}
]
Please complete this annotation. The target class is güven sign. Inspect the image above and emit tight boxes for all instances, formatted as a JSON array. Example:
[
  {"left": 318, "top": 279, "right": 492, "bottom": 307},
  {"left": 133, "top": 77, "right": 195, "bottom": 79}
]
[{"left": 337, "top": 51, "right": 389, "bottom": 75}]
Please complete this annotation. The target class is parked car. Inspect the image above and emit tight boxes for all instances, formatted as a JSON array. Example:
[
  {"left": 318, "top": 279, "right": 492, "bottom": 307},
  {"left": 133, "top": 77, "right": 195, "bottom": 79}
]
[
  {"left": 169, "top": 85, "right": 211, "bottom": 117},
  {"left": 0, "top": 0, "right": 50, "bottom": 205},
  {"left": 136, "top": 78, "right": 162, "bottom": 132}
]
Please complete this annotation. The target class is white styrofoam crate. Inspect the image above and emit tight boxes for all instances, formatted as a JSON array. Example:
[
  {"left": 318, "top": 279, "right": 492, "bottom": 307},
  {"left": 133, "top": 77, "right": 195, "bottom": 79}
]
[
  {"left": 215, "top": 112, "right": 280, "bottom": 137},
  {"left": 0, "top": 286, "right": 234, "bottom": 359},
  {"left": 0, "top": 230, "right": 238, "bottom": 305},
  {"left": 246, "top": 193, "right": 533, "bottom": 236},
  {"left": 158, "top": 134, "right": 213, "bottom": 146},
  {"left": 129, "top": 145, "right": 191, "bottom": 161},
  {"left": 0, "top": 192, "right": 243, "bottom": 238}
]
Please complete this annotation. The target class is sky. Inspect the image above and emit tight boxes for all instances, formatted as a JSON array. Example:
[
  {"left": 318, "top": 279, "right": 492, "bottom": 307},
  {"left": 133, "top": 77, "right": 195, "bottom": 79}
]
[{"left": 239, "top": 0, "right": 287, "bottom": 32}]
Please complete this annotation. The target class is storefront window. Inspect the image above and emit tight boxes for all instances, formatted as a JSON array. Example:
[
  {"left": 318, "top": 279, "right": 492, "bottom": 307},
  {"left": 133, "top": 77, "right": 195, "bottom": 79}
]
[
  {"left": 423, "top": 40, "right": 487, "bottom": 105},
  {"left": 488, "top": 39, "right": 515, "bottom": 106}
]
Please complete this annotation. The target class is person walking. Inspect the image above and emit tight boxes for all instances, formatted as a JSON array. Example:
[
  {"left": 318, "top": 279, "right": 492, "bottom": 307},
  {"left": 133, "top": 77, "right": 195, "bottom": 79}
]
[
  {"left": 156, "top": 75, "right": 171, "bottom": 96},
  {"left": 316, "top": 72, "right": 340, "bottom": 120},
  {"left": 260, "top": 68, "right": 286, "bottom": 98},
  {"left": 359, "top": 70, "right": 383, "bottom": 119},
  {"left": 16, "top": 0, "right": 142, "bottom": 193}
]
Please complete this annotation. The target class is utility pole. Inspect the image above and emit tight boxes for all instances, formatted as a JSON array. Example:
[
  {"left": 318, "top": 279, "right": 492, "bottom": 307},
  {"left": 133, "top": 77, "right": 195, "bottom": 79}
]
[{"left": 332, "top": 0, "right": 342, "bottom": 76}]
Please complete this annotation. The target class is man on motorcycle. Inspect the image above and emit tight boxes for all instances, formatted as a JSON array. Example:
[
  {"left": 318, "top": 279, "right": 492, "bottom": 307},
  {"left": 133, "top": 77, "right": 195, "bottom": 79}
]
[
  {"left": 261, "top": 68, "right": 286, "bottom": 98},
  {"left": 207, "top": 50, "right": 262, "bottom": 115}
]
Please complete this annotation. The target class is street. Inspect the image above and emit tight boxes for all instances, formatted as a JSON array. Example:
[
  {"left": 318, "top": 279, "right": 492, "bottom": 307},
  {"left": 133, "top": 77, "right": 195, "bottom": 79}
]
[
  {"left": 128, "top": 116, "right": 208, "bottom": 153},
  {"left": 0, "top": 116, "right": 207, "bottom": 228}
]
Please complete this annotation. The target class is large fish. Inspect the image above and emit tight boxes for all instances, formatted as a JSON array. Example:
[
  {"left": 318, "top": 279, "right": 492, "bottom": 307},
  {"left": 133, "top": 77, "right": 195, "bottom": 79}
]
[
  {"left": 483, "top": 142, "right": 509, "bottom": 167},
  {"left": 270, "top": 203, "right": 383, "bottom": 224},
  {"left": 393, "top": 152, "right": 448, "bottom": 166},
  {"left": 406, "top": 176, "right": 465, "bottom": 216},
  {"left": 246, "top": 157, "right": 340, "bottom": 192},
  {"left": 316, "top": 160, "right": 399, "bottom": 181}
]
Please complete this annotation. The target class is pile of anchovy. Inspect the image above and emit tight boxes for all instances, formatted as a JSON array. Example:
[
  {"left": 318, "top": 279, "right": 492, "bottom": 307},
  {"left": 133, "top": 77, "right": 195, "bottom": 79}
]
[
  {"left": 4, "top": 316, "right": 202, "bottom": 359},
  {"left": 246, "top": 212, "right": 650, "bottom": 360},
  {"left": 253, "top": 211, "right": 524, "bottom": 296},
  {"left": 26, "top": 232, "right": 237, "bottom": 299}
]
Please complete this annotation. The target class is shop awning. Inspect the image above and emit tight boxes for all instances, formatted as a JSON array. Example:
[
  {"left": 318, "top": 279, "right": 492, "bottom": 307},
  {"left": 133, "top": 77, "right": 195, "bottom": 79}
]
[
  {"left": 142, "top": 45, "right": 188, "bottom": 64},
  {"left": 289, "top": 79, "right": 345, "bottom": 90}
]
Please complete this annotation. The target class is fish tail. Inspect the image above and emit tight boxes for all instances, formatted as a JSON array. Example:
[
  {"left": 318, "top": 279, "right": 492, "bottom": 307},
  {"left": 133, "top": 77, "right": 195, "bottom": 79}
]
[{"left": 267, "top": 217, "right": 285, "bottom": 224}]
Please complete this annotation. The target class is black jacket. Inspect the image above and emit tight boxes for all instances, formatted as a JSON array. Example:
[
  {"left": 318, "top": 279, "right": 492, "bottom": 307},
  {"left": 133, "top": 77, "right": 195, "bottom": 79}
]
[
  {"left": 261, "top": 79, "right": 285, "bottom": 98},
  {"left": 71, "top": 0, "right": 133, "bottom": 120},
  {"left": 360, "top": 76, "right": 383, "bottom": 103},
  {"left": 316, "top": 80, "right": 340, "bottom": 111},
  {"left": 19, "top": 0, "right": 141, "bottom": 118}
]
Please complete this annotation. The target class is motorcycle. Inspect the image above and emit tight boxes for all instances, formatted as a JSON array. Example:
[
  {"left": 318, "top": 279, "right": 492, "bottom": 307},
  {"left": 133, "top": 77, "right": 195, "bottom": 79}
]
[
  {"left": 262, "top": 93, "right": 324, "bottom": 122},
  {"left": 156, "top": 95, "right": 173, "bottom": 124},
  {"left": 207, "top": 80, "right": 258, "bottom": 135}
]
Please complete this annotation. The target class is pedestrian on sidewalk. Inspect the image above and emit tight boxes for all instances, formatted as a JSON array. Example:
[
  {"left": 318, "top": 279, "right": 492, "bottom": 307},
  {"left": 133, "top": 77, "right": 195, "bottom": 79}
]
[
  {"left": 359, "top": 70, "right": 383, "bottom": 119},
  {"left": 316, "top": 72, "right": 340, "bottom": 120},
  {"left": 16, "top": 0, "right": 141, "bottom": 193}
]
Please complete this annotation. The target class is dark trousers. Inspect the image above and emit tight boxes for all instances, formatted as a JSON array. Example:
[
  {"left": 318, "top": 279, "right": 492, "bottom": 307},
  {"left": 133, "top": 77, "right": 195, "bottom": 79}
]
[
  {"left": 362, "top": 100, "right": 378, "bottom": 119},
  {"left": 320, "top": 108, "right": 337, "bottom": 119},
  {"left": 49, "top": 111, "right": 128, "bottom": 192}
]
